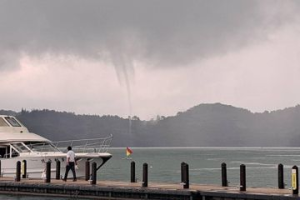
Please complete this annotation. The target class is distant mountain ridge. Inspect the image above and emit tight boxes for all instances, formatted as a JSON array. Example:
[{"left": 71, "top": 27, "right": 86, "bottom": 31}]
[{"left": 1, "top": 103, "right": 300, "bottom": 147}]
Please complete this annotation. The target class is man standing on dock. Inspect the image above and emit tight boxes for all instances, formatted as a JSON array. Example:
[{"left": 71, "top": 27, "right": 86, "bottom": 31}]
[{"left": 63, "top": 146, "right": 77, "bottom": 182}]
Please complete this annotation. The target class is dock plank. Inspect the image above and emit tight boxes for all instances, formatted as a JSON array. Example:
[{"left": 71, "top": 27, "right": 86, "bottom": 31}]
[{"left": 0, "top": 177, "right": 297, "bottom": 199}]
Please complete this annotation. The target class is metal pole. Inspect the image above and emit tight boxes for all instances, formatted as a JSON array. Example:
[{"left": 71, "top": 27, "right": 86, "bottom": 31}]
[
  {"left": 0, "top": 160, "right": 2, "bottom": 177},
  {"left": 221, "top": 162, "right": 228, "bottom": 187},
  {"left": 240, "top": 164, "right": 246, "bottom": 191},
  {"left": 85, "top": 161, "right": 90, "bottom": 181},
  {"left": 142, "top": 163, "right": 148, "bottom": 187},
  {"left": 56, "top": 160, "right": 61, "bottom": 180},
  {"left": 131, "top": 161, "right": 136, "bottom": 183},
  {"left": 292, "top": 165, "right": 299, "bottom": 195},
  {"left": 278, "top": 164, "right": 284, "bottom": 189},
  {"left": 16, "top": 161, "right": 21, "bottom": 182},
  {"left": 45, "top": 161, "right": 51, "bottom": 183}
]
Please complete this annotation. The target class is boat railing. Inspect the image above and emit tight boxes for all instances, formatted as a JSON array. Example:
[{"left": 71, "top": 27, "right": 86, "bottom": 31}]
[
  {"left": 26, "top": 142, "right": 61, "bottom": 153},
  {"left": 52, "top": 134, "right": 113, "bottom": 153}
]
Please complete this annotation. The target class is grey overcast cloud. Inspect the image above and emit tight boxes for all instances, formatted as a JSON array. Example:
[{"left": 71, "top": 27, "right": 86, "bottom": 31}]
[{"left": 1, "top": 0, "right": 300, "bottom": 119}]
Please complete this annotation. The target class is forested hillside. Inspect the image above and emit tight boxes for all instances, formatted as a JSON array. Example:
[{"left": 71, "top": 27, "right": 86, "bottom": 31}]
[{"left": 1, "top": 103, "right": 300, "bottom": 147}]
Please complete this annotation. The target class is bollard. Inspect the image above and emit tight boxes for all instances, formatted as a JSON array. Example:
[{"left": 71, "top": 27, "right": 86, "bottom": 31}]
[
  {"left": 240, "top": 164, "right": 246, "bottom": 191},
  {"left": 181, "top": 162, "right": 185, "bottom": 183},
  {"left": 16, "top": 161, "right": 21, "bottom": 182},
  {"left": 142, "top": 163, "right": 148, "bottom": 187},
  {"left": 278, "top": 164, "right": 284, "bottom": 189},
  {"left": 91, "top": 162, "right": 97, "bottom": 185},
  {"left": 292, "top": 165, "right": 299, "bottom": 195},
  {"left": 183, "top": 163, "right": 189, "bottom": 189},
  {"left": 56, "top": 160, "right": 61, "bottom": 180},
  {"left": 131, "top": 161, "right": 136, "bottom": 183},
  {"left": 22, "top": 160, "right": 27, "bottom": 178},
  {"left": 221, "top": 163, "right": 228, "bottom": 187},
  {"left": 45, "top": 161, "right": 51, "bottom": 183},
  {"left": 85, "top": 161, "right": 90, "bottom": 181}
]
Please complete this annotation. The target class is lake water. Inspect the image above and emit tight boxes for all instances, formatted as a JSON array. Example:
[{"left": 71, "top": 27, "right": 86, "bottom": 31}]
[{"left": 1, "top": 147, "right": 300, "bottom": 199}]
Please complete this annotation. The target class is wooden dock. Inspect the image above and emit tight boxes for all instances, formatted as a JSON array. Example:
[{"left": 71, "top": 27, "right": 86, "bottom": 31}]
[{"left": 0, "top": 177, "right": 298, "bottom": 200}]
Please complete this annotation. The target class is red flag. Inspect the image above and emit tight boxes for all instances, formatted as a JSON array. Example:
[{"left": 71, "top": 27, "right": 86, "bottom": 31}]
[{"left": 126, "top": 147, "right": 133, "bottom": 156}]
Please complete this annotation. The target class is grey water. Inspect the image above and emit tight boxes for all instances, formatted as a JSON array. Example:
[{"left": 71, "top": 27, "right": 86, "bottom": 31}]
[{"left": 1, "top": 147, "right": 300, "bottom": 199}]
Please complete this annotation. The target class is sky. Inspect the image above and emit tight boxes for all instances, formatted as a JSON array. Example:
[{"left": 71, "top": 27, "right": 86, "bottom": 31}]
[{"left": 1, "top": 0, "right": 300, "bottom": 120}]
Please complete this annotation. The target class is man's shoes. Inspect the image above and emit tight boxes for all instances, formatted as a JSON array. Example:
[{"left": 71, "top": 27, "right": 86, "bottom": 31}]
[
  {"left": 73, "top": 179, "right": 77, "bottom": 182},
  {"left": 62, "top": 179, "right": 66, "bottom": 182}
]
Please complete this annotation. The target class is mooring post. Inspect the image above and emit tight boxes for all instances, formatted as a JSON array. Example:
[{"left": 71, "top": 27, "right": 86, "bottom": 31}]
[
  {"left": 183, "top": 163, "right": 189, "bottom": 189},
  {"left": 131, "top": 161, "right": 136, "bottom": 183},
  {"left": 142, "top": 163, "right": 148, "bottom": 187},
  {"left": 181, "top": 162, "right": 185, "bottom": 183},
  {"left": 22, "top": 160, "right": 27, "bottom": 178},
  {"left": 56, "top": 159, "right": 61, "bottom": 180},
  {"left": 221, "top": 162, "right": 228, "bottom": 187},
  {"left": 278, "top": 163, "right": 284, "bottom": 189},
  {"left": 85, "top": 160, "right": 90, "bottom": 181},
  {"left": 292, "top": 165, "right": 299, "bottom": 195},
  {"left": 182, "top": 163, "right": 187, "bottom": 187},
  {"left": 91, "top": 162, "right": 97, "bottom": 185},
  {"left": 16, "top": 161, "right": 21, "bottom": 182},
  {"left": 240, "top": 164, "right": 246, "bottom": 191},
  {"left": 45, "top": 161, "right": 51, "bottom": 183}
]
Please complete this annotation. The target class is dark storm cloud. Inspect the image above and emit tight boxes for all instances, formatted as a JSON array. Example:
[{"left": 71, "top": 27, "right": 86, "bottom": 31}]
[{"left": 0, "top": 0, "right": 296, "bottom": 70}]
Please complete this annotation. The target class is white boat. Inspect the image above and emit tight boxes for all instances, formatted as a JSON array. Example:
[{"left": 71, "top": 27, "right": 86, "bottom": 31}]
[{"left": 0, "top": 115, "right": 112, "bottom": 179}]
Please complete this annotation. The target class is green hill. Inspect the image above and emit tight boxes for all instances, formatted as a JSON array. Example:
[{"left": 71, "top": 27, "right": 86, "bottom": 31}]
[{"left": 1, "top": 103, "right": 300, "bottom": 147}]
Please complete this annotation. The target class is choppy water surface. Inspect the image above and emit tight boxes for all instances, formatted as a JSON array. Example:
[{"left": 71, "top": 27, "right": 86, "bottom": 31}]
[
  {"left": 101, "top": 147, "right": 299, "bottom": 188},
  {"left": 1, "top": 147, "right": 300, "bottom": 199}
]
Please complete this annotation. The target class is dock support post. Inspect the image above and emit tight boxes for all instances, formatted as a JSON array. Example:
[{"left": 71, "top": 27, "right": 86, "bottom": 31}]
[
  {"left": 22, "top": 160, "right": 27, "bottom": 178},
  {"left": 91, "top": 162, "right": 97, "bottom": 185},
  {"left": 181, "top": 162, "right": 185, "bottom": 183},
  {"left": 16, "top": 161, "right": 21, "bottom": 182},
  {"left": 142, "top": 163, "right": 148, "bottom": 187},
  {"left": 240, "top": 164, "right": 246, "bottom": 191},
  {"left": 292, "top": 165, "right": 299, "bottom": 195},
  {"left": 131, "top": 161, "right": 136, "bottom": 183},
  {"left": 85, "top": 161, "right": 90, "bottom": 181},
  {"left": 183, "top": 163, "right": 189, "bottom": 189},
  {"left": 56, "top": 160, "right": 60, "bottom": 180},
  {"left": 45, "top": 161, "right": 51, "bottom": 183},
  {"left": 278, "top": 163, "right": 284, "bottom": 189},
  {"left": 221, "top": 163, "right": 228, "bottom": 187}
]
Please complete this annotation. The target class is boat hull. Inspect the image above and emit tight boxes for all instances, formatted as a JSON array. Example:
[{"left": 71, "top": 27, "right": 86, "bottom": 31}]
[{"left": 0, "top": 153, "right": 112, "bottom": 179}]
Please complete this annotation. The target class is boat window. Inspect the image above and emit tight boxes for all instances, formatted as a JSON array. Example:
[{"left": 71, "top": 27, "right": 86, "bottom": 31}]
[
  {"left": 11, "top": 143, "right": 30, "bottom": 153},
  {"left": 5, "top": 117, "right": 21, "bottom": 127},
  {"left": 11, "top": 148, "right": 19, "bottom": 158},
  {"left": 0, "top": 118, "right": 9, "bottom": 127},
  {"left": 25, "top": 142, "right": 61, "bottom": 152},
  {"left": 0, "top": 145, "right": 19, "bottom": 158},
  {"left": 0, "top": 146, "right": 8, "bottom": 158}
]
